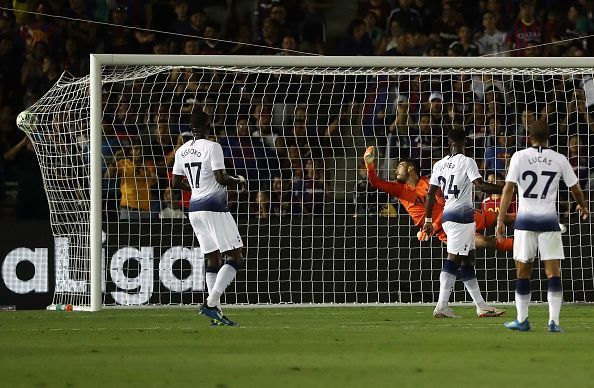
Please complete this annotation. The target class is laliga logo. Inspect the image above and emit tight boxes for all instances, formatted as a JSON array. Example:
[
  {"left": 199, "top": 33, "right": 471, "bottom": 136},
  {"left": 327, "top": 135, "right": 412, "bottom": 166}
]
[
  {"left": 2, "top": 233, "right": 205, "bottom": 305},
  {"left": 57, "top": 234, "right": 205, "bottom": 305}
]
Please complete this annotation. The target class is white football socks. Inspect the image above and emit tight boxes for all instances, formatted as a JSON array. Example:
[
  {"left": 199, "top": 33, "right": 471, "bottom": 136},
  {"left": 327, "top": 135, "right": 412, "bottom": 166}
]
[
  {"left": 205, "top": 272, "right": 221, "bottom": 310},
  {"left": 548, "top": 291, "right": 562, "bottom": 325},
  {"left": 207, "top": 264, "right": 237, "bottom": 308},
  {"left": 463, "top": 278, "right": 489, "bottom": 309},
  {"left": 515, "top": 291, "right": 530, "bottom": 322},
  {"left": 437, "top": 271, "right": 456, "bottom": 310}
]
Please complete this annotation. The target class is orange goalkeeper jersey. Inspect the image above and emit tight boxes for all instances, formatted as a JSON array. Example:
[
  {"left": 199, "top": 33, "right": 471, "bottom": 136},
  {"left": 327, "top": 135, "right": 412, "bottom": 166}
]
[
  {"left": 367, "top": 164, "right": 498, "bottom": 243},
  {"left": 366, "top": 163, "right": 445, "bottom": 231}
]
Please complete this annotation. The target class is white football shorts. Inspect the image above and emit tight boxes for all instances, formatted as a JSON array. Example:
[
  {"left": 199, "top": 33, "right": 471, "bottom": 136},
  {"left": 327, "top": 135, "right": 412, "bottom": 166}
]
[
  {"left": 188, "top": 211, "right": 244, "bottom": 254},
  {"left": 442, "top": 221, "right": 476, "bottom": 256},
  {"left": 513, "top": 230, "right": 564, "bottom": 263}
]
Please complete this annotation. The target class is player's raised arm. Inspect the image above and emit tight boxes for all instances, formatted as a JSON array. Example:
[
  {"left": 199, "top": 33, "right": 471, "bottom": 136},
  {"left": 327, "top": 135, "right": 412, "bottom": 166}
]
[
  {"left": 363, "top": 145, "right": 376, "bottom": 167},
  {"left": 569, "top": 183, "right": 590, "bottom": 220},
  {"left": 364, "top": 146, "right": 384, "bottom": 189},
  {"left": 363, "top": 146, "right": 404, "bottom": 197}
]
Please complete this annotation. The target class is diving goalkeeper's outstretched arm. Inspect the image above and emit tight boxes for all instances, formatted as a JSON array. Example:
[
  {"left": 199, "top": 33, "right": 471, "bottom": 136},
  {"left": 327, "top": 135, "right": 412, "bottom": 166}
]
[{"left": 363, "top": 146, "right": 405, "bottom": 197}]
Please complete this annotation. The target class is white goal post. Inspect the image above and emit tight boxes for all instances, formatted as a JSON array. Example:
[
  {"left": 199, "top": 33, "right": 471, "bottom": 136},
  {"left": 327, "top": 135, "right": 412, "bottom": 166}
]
[{"left": 19, "top": 55, "right": 594, "bottom": 311}]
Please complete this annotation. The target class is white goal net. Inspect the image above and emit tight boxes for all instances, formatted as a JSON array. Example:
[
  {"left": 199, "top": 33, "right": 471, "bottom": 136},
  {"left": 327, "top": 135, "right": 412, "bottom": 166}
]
[{"left": 17, "top": 56, "right": 594, "bottom": 310}]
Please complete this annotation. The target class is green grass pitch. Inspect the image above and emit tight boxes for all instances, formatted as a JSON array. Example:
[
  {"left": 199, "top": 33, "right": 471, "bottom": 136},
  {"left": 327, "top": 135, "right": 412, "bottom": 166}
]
[{"left": 1, "top": 305, "right": 593, "bottom": 388}]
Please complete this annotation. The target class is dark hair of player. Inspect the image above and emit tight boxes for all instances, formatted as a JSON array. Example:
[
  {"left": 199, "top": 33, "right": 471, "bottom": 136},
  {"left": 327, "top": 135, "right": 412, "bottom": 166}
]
[
  {"left": 528, "top": 119, "right": 550, "bottom": 143},
  {"left": 447, "top": 127, "right": 466, "bottom": 143},
  {"left": 190, "top": 110, "right": 211, "bottom": 137},
  {"left": 400, "top": 158, "right": 421, "bottom": 176}
]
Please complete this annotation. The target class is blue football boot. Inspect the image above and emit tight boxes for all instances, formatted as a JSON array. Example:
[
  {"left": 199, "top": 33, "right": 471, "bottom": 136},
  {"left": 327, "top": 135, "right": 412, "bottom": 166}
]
[
  {"left": 504, "top": 319, "right": 531, "bottom": 331},
  {"left": 548, "top": 320, "right": 563, "bottom": 333},
  {"left": 199, "top": 303, "right": 234, "bottom": 326}
]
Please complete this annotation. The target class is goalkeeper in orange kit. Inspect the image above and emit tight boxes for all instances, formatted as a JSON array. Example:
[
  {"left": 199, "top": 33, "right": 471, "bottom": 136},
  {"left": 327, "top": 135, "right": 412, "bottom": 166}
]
[
  {"left": 363, "top": 146, "right": 516, "bottom": 251},
  {"left": 363, "top": 146, "right": 512, "bottom": 317}
]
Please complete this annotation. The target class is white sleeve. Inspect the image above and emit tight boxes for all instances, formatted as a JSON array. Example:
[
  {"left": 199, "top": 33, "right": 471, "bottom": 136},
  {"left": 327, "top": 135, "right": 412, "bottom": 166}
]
[
  {"left": 429, "top": 161, "right": 440, "bottom": 186},
  {"left": 172, "top": 148, "right": 184, "bottom": 176},
  {"left": 505, "top": 153, "right": 519, "bottom": 184},
  {"left": 210, "top": 143, "right": 226, "bottom": 171},
  {"left": 561, "top": 157, "right": 579, "bottom": 188},
  {"left": 466, "top": 158, "right": 482, "bottom": 182}
]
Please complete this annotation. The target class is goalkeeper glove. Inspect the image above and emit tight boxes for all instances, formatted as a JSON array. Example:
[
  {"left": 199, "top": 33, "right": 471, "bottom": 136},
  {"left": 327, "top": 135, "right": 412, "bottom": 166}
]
[
  {"left": 417, "top": 230, "right": 429, "bottom": 242},
  {"left": 363, "top": 146, "right": 376, "bottom": 166}
]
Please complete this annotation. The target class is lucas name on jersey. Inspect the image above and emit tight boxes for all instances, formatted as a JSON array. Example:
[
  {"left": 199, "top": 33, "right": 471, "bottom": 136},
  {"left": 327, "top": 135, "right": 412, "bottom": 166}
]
[{"left": 527, "top": 155, "right": 552, "bottom": 166}]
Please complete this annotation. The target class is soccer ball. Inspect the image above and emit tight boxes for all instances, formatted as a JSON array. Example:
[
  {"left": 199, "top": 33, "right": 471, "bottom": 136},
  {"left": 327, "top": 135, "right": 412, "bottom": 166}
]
[{"left": 16, "top": 110, "right": 37, "bottom": 133}]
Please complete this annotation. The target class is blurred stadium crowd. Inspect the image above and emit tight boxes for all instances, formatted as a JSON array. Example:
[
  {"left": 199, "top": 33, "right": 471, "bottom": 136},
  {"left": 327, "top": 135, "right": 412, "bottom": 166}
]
[{"left": 0, "top": 0, "right": 593, "bottom": 220}]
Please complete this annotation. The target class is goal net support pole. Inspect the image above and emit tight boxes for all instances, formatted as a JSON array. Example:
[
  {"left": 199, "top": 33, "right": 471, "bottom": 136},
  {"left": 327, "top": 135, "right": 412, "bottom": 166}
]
[{"left": 89, "top": 55, "right": 102, "bottom": 311}]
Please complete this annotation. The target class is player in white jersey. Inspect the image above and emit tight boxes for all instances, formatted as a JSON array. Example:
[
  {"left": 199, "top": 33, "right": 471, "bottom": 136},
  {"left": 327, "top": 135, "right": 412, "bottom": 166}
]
[
  {"left": 423, "top": 128, "right": 506, "bottom": 318},
  {"left": 496, "top": 120, "right": 589, "bottom": 332},
  {"left": 172, "top": 111, "right": 247, "bottom": 326}
]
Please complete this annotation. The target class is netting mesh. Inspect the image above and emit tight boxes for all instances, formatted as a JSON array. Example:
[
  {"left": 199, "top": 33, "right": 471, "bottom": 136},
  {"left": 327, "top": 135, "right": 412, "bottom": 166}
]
[{"left": 17, "top": 63, "right": 594, "bottom": 308}]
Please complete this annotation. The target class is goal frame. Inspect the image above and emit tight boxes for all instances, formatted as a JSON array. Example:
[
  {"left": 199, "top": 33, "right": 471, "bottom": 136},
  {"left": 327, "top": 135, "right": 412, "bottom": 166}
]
[{"left": 88, "top": 55, "right": 594, "bottom": 311}]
